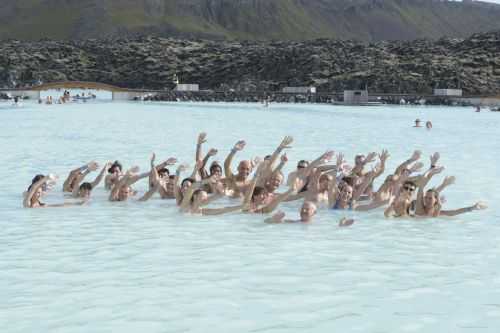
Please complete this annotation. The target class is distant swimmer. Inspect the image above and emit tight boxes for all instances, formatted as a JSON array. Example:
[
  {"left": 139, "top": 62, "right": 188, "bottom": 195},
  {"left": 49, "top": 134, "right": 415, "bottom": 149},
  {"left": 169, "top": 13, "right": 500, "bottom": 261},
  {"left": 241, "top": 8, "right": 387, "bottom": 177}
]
[
  {"left": 414, "top": 119, "right": 422, "bottom": 127},
  {"left": 426, "top": 121, "right": 432, "bottom": 129},
  {"left": 476, "top": 105, "right": 481, "bottom": 112}
]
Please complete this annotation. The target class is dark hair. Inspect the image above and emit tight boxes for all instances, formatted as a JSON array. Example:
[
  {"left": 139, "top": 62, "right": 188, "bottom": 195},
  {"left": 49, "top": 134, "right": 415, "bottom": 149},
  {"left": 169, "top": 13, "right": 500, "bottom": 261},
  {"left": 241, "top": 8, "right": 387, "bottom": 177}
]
[
  {"left": 341, "top": 176, "right": 355, "bottom": 187},
  {"left": 169, "top": 175, "right": 176, "bottom": 180},
  {"left": 108, "top": 161, "right": 122, "bottom": 174},
  {"left": 28, "top": 174, "right": 46, "bottom": 192},
  {"left": 264, "top": 155, "right": 272, "bottom": 160},
  {"left": 251, "top": 186, "right": 266, "bottom": 201},
  {"left": 181, "top": 178, "right": 195, "bottom": 187},
  {"left": 158, "top": 168, "right": 170, "bottom": 176},
  {"left": 79, "top": 182, "right": 93, "bottom": 191},
  {"left": 403, "top": 180, "right": 417, "bottom": 188},
  {"left": 191, "top": 189, "right": 204, "bottom": 203},
  {"left": 209, "top": 162, "right": 222, "bottom": 174}
]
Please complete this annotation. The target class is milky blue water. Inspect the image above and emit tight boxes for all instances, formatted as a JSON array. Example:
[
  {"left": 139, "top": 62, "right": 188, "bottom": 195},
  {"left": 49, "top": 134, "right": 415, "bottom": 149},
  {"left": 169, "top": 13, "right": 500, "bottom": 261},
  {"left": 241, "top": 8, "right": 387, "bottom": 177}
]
[{"left": 1, "top": 100, "right": 499, "bottom": 332}]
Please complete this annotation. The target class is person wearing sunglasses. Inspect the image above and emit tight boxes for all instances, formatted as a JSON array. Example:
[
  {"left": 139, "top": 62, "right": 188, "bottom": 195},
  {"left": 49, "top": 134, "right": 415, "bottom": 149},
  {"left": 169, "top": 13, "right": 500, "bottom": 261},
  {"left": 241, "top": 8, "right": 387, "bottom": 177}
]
[{"left": 384, "top": 180, "right": 418, "bottom": 217}]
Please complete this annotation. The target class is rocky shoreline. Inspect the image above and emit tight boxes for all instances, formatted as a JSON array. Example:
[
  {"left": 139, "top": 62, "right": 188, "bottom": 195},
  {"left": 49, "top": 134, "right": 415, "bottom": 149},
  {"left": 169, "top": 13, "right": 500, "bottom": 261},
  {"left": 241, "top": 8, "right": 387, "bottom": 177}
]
[{"left": 1, "top": 31, "right": 499, "bottom": 95}]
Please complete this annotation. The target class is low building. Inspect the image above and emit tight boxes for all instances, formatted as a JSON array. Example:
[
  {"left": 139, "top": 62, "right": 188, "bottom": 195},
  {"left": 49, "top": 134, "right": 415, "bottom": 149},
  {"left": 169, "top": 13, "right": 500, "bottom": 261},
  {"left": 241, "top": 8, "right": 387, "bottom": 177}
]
[
  {"left": 433, "top": 89, "right": 463, "bottom": 97},
  {"left": 175, "top": 84, "right": 199, "bottom": 92},
  {"left": 282, "top": 86, "right": 316, "bottom": 94},
  {"left": 343, "top": 90, "right": 368, "bottom": 105}
]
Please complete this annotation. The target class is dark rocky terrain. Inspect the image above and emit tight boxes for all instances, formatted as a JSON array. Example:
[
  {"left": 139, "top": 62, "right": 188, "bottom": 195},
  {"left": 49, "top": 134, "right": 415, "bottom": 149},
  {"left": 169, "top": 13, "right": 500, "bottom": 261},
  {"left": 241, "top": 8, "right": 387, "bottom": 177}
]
[
  {"left": 1, "top": 31, "right": 499, "bottom": 95},
  {"left": 1, "top": 0, "right": 500, "bottom": 42}
]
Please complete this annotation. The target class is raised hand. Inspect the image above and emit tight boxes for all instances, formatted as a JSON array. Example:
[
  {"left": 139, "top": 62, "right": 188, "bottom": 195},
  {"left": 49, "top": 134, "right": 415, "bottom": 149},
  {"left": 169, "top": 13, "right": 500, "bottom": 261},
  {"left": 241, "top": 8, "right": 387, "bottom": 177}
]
[
  {"left": 364, "top": 152, "right": 377, "bottom": 164},
  {"left": 409, "top": 162, "right": 424, "bottom": 173},
  {"left": 429, "top": 166, "right": 445, "bottom": 176},
  {"left": 87, "top": 161, "right": 99, "bottom": 172},
  {"left": 473, "top": 202, "right": 488, "bottom": 210},
  {"left": 233, "top": 140, "right": 246, "bottom": 151},
  {"left": 443, "top": 176, "right": 456, "bottom": 187},
  {"left": 321, "top": 150, "right": 335, "bottom": 163},
  {"left": 47, "top": 173, "right": 58, "bottom": 182},
  {"left": 379, "top": 149, "right": 390, "bottom": 163},
  {"left": 208, "top": 148, "right": 218, "bottom": 157},
  {"left": 271, "top": 211, "right": 286, "bottom": 223},
  {"left": 279, "top": 136, "right": 293, "bottom": 149},
  {"left": 166, "top": 157, "right": 177, "bottom": 165},
  {"left": 411, "top": 150, "right": 422, "bottom": 161},
  {"left": 197, "top": 132, "right": 207, "bottom": 145},
  {"left": 128, "top": 166, "right": 140, "bottom": 174},
  {"left": 430, "top": 152, "right": 440, "bottom": 167}
]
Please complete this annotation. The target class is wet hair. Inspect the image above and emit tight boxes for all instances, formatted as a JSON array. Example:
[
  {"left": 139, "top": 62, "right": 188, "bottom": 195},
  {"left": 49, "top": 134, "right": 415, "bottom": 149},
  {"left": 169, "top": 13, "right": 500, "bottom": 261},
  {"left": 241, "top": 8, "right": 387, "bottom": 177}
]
[
  {"left": 209, "top": 162, "right": 222, "bottom": 174},
  {"left": 297, "top": 160, "right": 309, "bottom": 168},
  {"left": 341, "top": 176, "right": 355, "bottom": 187},
  {"left": 403, "top": 180, "right": 417, "bottom": 188},
  {"left": 28, "top": 174, "right": 46, "bottom": 192},
  {"left": 181, "top": 178, "right": 196, "bottom": 187},
  {"left": 158, "top": 168, "right": 170, "bottom": 177},
  {"left": 79, "top": 182, "right": 93, "bottom": 191},
  {"left": 191, "top": 189, "right": 205, "bottom": 203},
  {"left": 251, "top": 186, "right": 266, "bottom": 201},
  {"left": 108, "top": 161, "right": 122, "bottom": 174}
]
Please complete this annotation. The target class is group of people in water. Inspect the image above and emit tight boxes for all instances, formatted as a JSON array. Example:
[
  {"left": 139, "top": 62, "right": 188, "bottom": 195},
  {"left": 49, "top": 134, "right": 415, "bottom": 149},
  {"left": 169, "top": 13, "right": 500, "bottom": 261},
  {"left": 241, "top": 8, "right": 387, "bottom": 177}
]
[
  {"left": 38, "top": 90, "right": 96, "bottom": 105},
  {"left": 23, "top": 134, "right": 487, "bottom": 225}
]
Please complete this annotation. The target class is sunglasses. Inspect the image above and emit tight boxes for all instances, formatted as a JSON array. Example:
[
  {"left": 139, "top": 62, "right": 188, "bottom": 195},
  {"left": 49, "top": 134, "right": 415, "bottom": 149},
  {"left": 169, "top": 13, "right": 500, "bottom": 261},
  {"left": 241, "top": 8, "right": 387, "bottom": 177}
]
[{"left": 297, "top": 165, "right": 307, "bottom": 169}]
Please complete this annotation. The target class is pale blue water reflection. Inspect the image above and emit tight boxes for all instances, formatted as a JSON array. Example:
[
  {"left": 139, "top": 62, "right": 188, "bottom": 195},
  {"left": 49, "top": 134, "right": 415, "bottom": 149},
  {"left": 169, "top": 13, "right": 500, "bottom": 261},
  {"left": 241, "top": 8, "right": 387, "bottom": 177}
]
[{"left": 1, "top": 101, "right": 499, "bottom": 332}]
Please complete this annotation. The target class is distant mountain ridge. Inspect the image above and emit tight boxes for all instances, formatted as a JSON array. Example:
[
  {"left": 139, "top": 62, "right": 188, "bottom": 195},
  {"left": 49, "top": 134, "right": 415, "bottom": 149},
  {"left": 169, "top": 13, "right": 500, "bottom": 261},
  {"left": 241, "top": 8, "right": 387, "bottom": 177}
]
[{"left": 1, "top": 0, "right": 500, "bottom": 41}]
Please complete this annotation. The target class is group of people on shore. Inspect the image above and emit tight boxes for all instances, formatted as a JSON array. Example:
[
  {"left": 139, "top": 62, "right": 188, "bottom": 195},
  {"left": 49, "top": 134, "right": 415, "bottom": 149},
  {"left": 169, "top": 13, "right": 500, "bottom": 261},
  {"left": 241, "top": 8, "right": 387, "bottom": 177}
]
[{"left": 23, "top": 134, "right": 486, "bottom": 225}]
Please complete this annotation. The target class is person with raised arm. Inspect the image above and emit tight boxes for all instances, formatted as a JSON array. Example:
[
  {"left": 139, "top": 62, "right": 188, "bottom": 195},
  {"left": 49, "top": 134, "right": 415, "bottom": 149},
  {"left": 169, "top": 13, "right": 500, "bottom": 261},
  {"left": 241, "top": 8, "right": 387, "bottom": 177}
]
[
  {"left": 383, "top": 180, "right": 419, "bottom": 218},
  {"left": 108, "top": 155, "right": 157, "bottom": 202},
  {"left": 148, "top": 157, "right": 177, "bottom": 190},
  {"left": 257, "top": 136, "right": 293, "bottom": 186},
  {"left": 328, "top": 168, "right": 388, "bottom": 212},
  {"left": 105, "top": 161, "right": 124, "bottom": 190},
  {"left": 24, "top": 175, "right": 86, "bottom": 208},
  {"left": 71, "top": 162, "right": 112, "bottom": 198},
  {"left": 62, "top": 161, "right": 99, "bottom": 192},
  {"left": 414, "top": 170, "right": 487, "bottom": 217},
  {"left": 224, "top": 139, "right": 253, "bottom": 197},
  {"left": 178, "top": 177, "right": 243, "bottom": 216}
]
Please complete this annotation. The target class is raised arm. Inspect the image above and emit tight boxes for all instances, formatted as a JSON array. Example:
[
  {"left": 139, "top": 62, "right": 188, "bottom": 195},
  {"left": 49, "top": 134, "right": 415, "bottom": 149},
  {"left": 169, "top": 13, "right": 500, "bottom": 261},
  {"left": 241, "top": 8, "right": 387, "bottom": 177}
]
[
  {"left": 260, "top": 186, "right": 297, "bottom": 214},
  {"left": 395, "top": 150, "right": 421, "bottom": 176},
  {"left": 440, "top": 202, "right": 487, "bottom": 216},
  {"left": 415, "top": 166, "right": 444, "bottom": 214},
  {"left": 200, "top": 204, "right": 244, "bottom": 216},
  {"left": 351, "top": 152, "right": 377, "bottom": 176},
  {"left": 224, "top": 140, "right": 246, "bottom": 179},
  {"left": 372, "top": 150, "right": 390, "bottom": 179},
  {"left": 199, "top": 148, "right": 217, "bottom": 179},
  {"left": 435, "top": 176, "right": 455, "bottom": 194},
  {"left": 24, "top": 175, "right": 49, "bottom": 207},
  {"left": 90, "top": 162, "right": 111, "bottom": 189},
  {"left": 352, "top": 172, "right": 376, "bottom": 201},
  {"left": 174, "top": 164, "right": 188, "bottom": 205},
  {"left": 262, "top": 136, "right": 293, "bottom": 177},
  {"left": 63, "top": 161, "right": 97, "bottom": 191},
  {"left": 196, "top": 132, "right": 207, "bottom": 163},
  {"left": 139, "top": 154, "right": 160, "bottom": 202}
]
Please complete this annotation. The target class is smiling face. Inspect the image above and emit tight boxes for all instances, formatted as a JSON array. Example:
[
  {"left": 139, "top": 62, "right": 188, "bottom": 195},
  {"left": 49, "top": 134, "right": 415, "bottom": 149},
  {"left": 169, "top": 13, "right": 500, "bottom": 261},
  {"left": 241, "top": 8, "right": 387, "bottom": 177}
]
[
  {"left": 300, "top": 201, "right": 317, "bottom": 222},
  {"left": 424, "top": 190, "right": 438, "bottom": 208},
  {"left": 118, "top": 185, "right": 132, "bottom": 201},
  {"left": 237, "top": 160, "right": 252, "bottom": 179},
  {"left": 265, "top": 173, "right": 283, "bottom": 193},
  {"left": 339, "top": 184, "right": 353, "bottom": 202}
]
